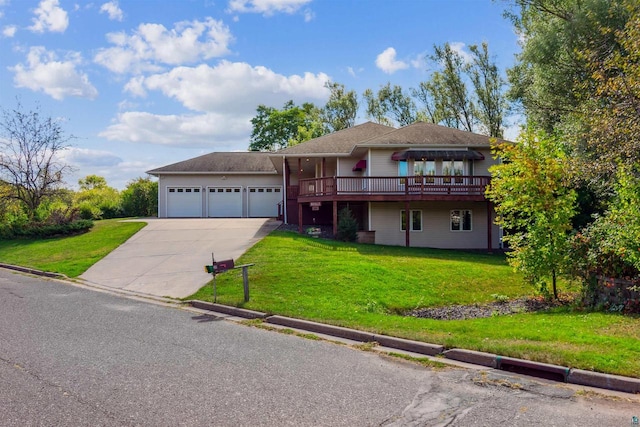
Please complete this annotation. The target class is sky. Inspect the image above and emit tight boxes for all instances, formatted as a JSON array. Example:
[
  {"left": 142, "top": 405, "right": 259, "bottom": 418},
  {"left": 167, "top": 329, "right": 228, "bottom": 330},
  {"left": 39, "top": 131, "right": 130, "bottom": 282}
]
[{"left": 0, "top": 0, "right": 522, "bottom": 190}]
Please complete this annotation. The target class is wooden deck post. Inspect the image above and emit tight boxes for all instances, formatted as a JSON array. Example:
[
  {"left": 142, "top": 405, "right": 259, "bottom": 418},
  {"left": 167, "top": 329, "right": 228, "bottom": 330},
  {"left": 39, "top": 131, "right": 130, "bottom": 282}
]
[
  {"left": 405, "top": 200, "right": 410, "bottom": 247},
  {"left": 487, "top": 200, "right": 493, "bottom": 252},
  {"left": 333, "top": 200, "right": 338, "bottom": 237},
  {"left": 298, "top": 202, "right": 303, "bottom": 234}
]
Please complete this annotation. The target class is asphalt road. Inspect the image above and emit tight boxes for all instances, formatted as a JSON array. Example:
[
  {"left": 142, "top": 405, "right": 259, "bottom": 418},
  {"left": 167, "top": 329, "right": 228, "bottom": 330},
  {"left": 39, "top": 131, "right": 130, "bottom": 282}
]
[{"left": 1, "top": 269, "right": 638, "bottom": 426}]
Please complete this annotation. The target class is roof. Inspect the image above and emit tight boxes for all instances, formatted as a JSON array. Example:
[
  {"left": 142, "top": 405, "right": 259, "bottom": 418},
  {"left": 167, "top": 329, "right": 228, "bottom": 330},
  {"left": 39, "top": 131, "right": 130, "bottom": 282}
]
[
  {"left": 391, "top": 149, "right": 486, "bottom": 161},
  {"left": 358, "top": 122, "right": 503, "bottom": 148},
  {"left": 274, "top": 122, "right": 396, "bottom": 156},
  {"left": 147, "top": 152, "right": 278, "bottom": 175}
]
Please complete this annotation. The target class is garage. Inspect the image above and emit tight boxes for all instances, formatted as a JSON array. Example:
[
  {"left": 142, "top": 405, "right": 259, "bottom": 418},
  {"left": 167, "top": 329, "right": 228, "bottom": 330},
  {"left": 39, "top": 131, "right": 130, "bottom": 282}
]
[
  {"left": 167, "top": 187, "right": 202, "bottom": 217},
  {"left": 207, "top": 187, "right": 242, "bottom": 217},
  {"left": 248, "top": 187, "right": 282, "bottom": 218}
]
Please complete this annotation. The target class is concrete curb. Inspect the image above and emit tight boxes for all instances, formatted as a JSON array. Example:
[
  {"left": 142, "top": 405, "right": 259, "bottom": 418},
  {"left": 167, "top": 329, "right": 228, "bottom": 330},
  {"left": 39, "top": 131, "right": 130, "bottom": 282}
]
[
  {"left": 568, "top": 369, "right": 640, "bottom": 394},
  {"left": 497, "top": 356, "right": 570, "bottom": 382},
  {"left": 188, "top": 300, "right": 267, "bottom": 319},
  {"left": 0, "top": 263, "right": 66, "bottom": 279},
  {"left": 443, "top": 349, "right": 498, "bottom": 368},
  {"left": 266, "top": 315, "right": 377, "bottom": 342}
]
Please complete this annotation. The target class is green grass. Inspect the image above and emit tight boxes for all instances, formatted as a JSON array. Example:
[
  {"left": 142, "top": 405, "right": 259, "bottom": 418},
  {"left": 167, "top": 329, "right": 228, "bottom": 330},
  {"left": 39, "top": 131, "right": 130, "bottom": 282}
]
[
  {"left": 189, "top": 231, "right": 640, "bottom": 378},
  {"left": 0, "top": 219, "right": 146, "bottom": 277}
]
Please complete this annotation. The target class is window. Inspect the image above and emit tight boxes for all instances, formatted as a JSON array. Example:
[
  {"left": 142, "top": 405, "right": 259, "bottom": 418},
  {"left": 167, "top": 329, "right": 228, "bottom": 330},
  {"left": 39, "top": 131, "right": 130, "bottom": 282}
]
[
  {"left": 401, "top": 210, "right": 422, "bottom": 232},
  {"left": 413, "top": 160, "right": 435, "bottom": 176},
  {"left": 398, "top": 160, "right": 408, "bottom": 176},
  {"left": 451, "top": 210, "right": 472, "bottom": 231}
]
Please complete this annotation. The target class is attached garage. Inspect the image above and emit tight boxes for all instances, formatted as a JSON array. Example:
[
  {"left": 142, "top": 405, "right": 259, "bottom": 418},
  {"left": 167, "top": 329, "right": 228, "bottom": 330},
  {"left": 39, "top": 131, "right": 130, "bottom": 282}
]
[
  {"left": 248, "top": 186, "right": 282, "bottom": 217},
  {"left": 167, "top": 187, "right": 202, "bottom": 217},
  {"left": 207, "top": 187, "right": 242, "bottom": 217}
]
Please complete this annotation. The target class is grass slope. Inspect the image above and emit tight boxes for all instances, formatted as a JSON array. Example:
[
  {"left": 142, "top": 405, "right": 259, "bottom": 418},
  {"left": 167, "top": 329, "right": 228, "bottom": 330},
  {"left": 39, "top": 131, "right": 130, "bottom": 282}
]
[
  {"left": 0, "top": 219, "right": 146, "bottom": 277},
  {"left": 189, "top": 231, "right": 640, "bottom": 378}
]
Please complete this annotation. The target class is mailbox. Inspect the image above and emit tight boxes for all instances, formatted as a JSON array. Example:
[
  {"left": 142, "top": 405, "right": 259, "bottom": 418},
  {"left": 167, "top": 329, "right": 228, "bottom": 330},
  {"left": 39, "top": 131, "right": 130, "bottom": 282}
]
[{"left": 205, "top": 259, "right": 234, "bottom": 274}]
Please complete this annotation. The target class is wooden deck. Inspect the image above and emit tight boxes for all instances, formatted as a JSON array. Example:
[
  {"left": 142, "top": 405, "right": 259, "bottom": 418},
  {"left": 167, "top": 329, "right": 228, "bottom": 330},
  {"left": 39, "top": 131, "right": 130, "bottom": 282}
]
[{"left": 294, "top": 176, "right": 490, "bottom": 202}]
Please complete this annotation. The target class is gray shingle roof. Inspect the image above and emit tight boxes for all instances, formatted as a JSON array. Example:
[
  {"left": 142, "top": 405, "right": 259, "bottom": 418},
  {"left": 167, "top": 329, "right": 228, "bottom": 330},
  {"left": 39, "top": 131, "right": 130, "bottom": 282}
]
[
  {"left": 147, "top": 152, "right": 277, "bottom": 175},
  {"left": 360, "top": 122, "right": 504, "bottom": 147},
  {"left": 274, "top": 122, "right": 396, "bottom": 156}
]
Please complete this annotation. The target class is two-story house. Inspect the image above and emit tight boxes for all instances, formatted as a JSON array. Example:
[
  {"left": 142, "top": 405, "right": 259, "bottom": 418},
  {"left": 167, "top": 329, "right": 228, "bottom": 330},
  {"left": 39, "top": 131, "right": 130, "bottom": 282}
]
[{"left": 148, "top": 121, "right": 503, "bottom": 250}]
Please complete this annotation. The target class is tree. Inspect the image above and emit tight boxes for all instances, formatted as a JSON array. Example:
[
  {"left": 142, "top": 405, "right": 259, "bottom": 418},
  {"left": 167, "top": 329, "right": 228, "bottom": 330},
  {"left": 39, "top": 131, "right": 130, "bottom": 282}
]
[
  {"left": 429, "top": 43, "right": 476, "bottom": 132},
  {"left": 506, "top": 0, "right": 630, "bottom": 132},
  {"left": 75, "top": 175, "right": 122, "bottom": 219},
  {"left": 121, "top": 177, "right": 158, "bottom": 217},
  {"left": 364, "top": 83, "right": 417, "bottom": 127},
  {"left": 410, "top": 42, "right": 507, "bottom": 136},
  {"left": 78, "top": 174, "right": 108, "bottom": 191},
  {"left": 486, "top": 129, "right": 577, "bottom": 299},
  {"left": 0, "top": 101, "right": 74, "bottom": 220},
  {"left": 578, "top": 0, "right": 640, "bottom": 184},
  {"left": 467, "top": 43, "right": 507, "bottom": 138},
  {"left": 249, "top": 101, "right": 325, "bottom": 151},
  {"left": 322, "top": 81, "right": 358, "bottom": 132}
]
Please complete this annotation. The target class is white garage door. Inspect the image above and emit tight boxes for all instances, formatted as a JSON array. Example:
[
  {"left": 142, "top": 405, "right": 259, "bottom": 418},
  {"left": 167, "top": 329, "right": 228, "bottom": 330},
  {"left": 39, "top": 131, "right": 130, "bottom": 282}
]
[
  {"left": 167, "top": 187, "right": 202, "bottom": 217},
  {"left": 248, "top": 187, "right": 282, "bottom": 217},
  {"left": 208, "top": 187, "right": 242, "bottom": 217}
]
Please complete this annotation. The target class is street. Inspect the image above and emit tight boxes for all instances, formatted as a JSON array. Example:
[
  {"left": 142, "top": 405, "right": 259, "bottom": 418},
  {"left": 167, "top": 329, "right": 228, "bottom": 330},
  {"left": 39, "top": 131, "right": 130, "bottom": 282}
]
[{"left": 0, "top": 268, "right": 637, "bottom": 426}]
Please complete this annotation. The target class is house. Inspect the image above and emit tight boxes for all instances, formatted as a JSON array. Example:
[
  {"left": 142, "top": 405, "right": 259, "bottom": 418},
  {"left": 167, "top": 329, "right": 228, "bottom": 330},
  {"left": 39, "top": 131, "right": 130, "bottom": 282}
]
[{"left": 147, "top": 121, "right": 503, "bottom": 250}]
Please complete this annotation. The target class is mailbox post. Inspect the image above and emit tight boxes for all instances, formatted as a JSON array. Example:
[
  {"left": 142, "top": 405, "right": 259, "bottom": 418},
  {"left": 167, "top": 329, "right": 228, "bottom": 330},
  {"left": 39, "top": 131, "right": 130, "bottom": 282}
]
[{"left": 204, "top": 253, "right": 253, "bottom": 303}]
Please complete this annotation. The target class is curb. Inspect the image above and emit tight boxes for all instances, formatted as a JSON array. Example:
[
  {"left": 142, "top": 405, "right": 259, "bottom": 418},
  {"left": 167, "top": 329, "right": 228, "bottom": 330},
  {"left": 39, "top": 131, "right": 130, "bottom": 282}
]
[
  {"left": 568, "top": 369, "right": 640, "bottom": 394},
  {"left": 0, "top": 263, "right": 66, "bottom": 279},
  {"left": 188, "top": 301, "right": 640, "bottom": 395},
  {"left": 188, "top": 300, "right": 267, "bottom": 319}
]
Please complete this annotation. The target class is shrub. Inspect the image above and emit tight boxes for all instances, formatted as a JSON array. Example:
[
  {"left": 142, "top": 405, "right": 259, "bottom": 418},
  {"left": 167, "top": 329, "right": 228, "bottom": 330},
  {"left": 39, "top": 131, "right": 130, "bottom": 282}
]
[
  {"left": 6, "top": 219, "right": 94, "bottom": 239},
  {"left": 336, "top": 207, "right": 358, "bottom": 242}
]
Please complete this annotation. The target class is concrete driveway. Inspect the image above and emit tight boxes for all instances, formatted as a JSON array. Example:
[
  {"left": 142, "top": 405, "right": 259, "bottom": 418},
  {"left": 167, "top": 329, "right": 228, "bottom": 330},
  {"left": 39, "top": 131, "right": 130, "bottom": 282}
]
[{"left": 79, "top": 218, "right": 281, "bottom": 299}]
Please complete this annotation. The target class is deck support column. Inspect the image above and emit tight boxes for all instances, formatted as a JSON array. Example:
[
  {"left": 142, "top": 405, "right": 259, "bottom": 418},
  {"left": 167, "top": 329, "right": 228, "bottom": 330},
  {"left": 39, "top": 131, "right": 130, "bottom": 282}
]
[
  {"left": 333, "top": 200, "right": 338, "bottom": 237},
  {"left": 487, "top": 200, "right": 493, "bottom": 252},
  {"left": 298, "top": 202, "right": 303, "bottom": 234},
  {"left": 405, "top": 200, "right": 410, "bottom": 247}
]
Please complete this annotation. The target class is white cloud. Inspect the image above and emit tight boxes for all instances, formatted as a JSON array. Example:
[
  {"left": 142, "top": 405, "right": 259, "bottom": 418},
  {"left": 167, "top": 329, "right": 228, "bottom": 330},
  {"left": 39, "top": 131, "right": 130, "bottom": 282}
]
[
  {"left": 2, "top": 25, "right": 17, "bottom": 37},
  {"left": 448, "top": 41, "right": 473, "bottom": 63},
  {"left": 375, "top": 47, "right": 408, "bottom": 74},
  {"left": 62, "top": 147, "right": 123, "bottom": 167},
  {"left": 131, "top": 60, "right": 330, "bottom": 114},
  {"left": 100, "top": 1, "right": 123, "bottom": 22},
  {"left": 99, "top": 111, "right": 251, "bottom": 149},
  {"left": 228, "top": 0, "right": 312, "bottom": 16},
  {"left": 11, "top": 46, "right": 98, "bottom": 100},
  {"left": 29, "top": 0, "right": 69, "bottom": 33},
  {"left": 410, "top": 52, "right": 427, "bottom": 70},
  {"left": 94, "top": 18, "right": 233, "bottom": 74}
]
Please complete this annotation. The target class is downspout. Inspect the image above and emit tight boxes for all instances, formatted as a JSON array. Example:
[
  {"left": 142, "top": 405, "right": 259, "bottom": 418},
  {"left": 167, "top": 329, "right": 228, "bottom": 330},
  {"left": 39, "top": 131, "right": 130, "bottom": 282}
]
[{"left": 282, "top": 156, "right": 287, "bottom": 224}]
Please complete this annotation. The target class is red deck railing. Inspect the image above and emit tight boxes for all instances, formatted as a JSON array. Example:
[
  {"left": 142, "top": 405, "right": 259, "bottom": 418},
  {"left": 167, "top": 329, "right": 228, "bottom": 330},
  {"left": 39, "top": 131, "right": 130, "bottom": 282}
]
[{"left": 297, "top": 176, "right": 490, "bottom": 198}]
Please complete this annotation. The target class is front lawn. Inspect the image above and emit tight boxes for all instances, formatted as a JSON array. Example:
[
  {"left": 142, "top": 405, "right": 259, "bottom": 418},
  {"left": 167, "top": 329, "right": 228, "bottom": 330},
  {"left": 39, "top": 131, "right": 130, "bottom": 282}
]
[
  {"left": 189, "top": 231, "right": 640, "bottom": 378},
  {"left": 0, "top": 219, "right": 146, "bottom": 277}
]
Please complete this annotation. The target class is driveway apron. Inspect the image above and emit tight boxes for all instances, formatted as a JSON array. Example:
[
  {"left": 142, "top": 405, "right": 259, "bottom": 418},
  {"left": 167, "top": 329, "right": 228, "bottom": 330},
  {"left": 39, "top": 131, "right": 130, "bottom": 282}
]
[{"left": 79, "top": 218, "right": 281, "bottom": 299}]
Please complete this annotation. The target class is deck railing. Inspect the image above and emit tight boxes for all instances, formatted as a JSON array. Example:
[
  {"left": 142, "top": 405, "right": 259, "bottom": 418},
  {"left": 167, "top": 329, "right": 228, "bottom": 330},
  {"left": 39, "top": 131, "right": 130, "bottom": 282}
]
[{"left": 298, "top": 176, "right": 490, "bottom": 198}]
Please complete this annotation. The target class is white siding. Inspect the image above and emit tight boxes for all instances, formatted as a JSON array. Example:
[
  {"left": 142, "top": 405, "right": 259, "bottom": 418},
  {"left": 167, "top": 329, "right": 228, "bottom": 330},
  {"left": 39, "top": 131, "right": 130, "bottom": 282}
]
[
  {"left": 157, "top": 174, "right": 281, "bottom": 218},
  {"left": 370, "top": 201, "right": 499, "bottom": 249}
]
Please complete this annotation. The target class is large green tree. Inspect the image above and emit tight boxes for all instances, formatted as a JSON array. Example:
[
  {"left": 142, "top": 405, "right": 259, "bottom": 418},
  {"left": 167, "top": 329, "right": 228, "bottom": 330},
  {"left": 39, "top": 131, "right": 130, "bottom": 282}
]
[
  {"left": 363, "top": 83, "right": 417, "bottom": 127},
  {"left": 121, "top": 177, "right": 158, "bottom": 217},
  {"left": 322, "top": 81, "right": 358, "bottom": 132},
  {"left": 249, "top": 100, "right": 325, "bottom": 151},
  {"left": 487, "top": 129, "right": 577, "bottom": 299},
  {"left": 75, "top": 175, "right": 122, "bottom": 219}
]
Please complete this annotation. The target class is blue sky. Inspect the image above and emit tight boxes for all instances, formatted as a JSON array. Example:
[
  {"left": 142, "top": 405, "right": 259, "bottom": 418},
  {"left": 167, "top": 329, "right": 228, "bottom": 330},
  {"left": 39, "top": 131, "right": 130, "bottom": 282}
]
[{"left": 0, "top": 0, "right": 521, "bottom": 189}]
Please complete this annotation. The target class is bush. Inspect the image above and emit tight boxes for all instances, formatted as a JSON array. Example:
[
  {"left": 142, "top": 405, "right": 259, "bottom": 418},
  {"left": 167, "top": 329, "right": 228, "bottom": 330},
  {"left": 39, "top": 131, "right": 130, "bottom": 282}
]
[
  {"left": 336, "top": 207, "right": 358, "bottom": 242},
  {"left": 1, "top": 219, "right": 94, "bottom": 239}
]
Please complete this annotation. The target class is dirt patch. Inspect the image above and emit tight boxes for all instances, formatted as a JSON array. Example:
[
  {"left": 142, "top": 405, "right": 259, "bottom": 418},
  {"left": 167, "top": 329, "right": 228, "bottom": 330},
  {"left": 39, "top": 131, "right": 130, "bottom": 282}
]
[{"left": 407, "top": 297, "right": 570, "bottom": 320}]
